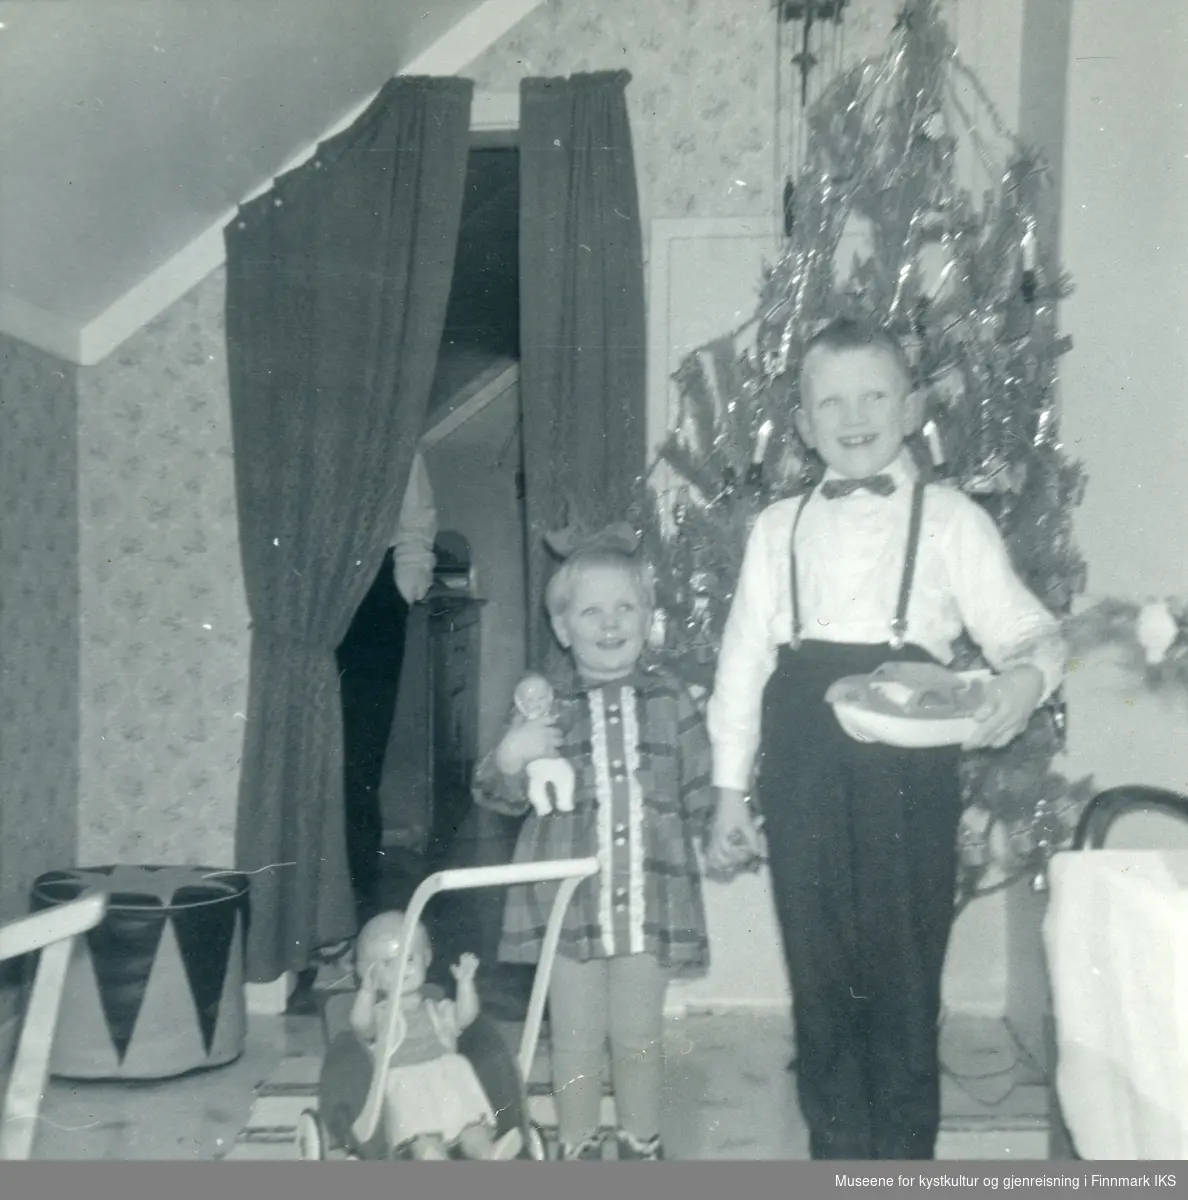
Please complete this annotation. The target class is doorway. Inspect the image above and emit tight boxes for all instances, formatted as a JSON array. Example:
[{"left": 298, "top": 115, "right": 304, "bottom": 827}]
[{"left": 333, "top": 143, "right": 532, "bottom": 1014}]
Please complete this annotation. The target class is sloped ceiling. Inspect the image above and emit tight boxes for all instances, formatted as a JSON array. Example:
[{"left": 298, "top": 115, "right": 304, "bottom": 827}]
[{"left": 0, "top": 0, "right": 492, "bottom": 342}]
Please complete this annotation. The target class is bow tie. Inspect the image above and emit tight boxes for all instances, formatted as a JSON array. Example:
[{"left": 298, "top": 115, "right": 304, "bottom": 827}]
[{"left": 820, "top": 474, "right": 897, "bottom": 500}]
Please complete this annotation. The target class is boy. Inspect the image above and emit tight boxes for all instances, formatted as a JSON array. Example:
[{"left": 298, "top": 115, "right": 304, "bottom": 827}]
[
  {"left": 474, "top": 526, "right": 715, "bottom": 1161},
  {"left": 705, "top": 318, "right": 1065, "bottom": 1160}
]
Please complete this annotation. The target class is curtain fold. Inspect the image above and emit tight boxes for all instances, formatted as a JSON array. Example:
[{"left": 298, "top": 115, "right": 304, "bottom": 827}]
[
  {"left": 225, "top": 76, "right": 473, "bottom": 983},
  {"left": 518, "top": 71, "right": 648, "bottom": 668}
]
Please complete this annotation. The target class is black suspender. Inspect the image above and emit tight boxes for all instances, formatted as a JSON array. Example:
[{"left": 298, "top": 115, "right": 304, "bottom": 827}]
[{"left": 787, "top": 481, "right": 926, "bottom": 651}]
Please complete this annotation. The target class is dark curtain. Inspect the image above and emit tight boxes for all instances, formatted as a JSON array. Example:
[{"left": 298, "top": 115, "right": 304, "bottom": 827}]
[
  {"left": 225, "top": 77, "right": 473, "bottom": 983},
  {"left": 518, "top": 71, "right": 648, "bottom": 667}
]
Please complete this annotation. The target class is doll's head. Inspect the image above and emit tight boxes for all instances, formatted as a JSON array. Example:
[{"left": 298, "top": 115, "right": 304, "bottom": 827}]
[
  {"left": 355, "top": 911, "right": 431, "bottom": 995},
  {"left": 795, "top": 317, "right": 921, "bottom": 480},
  {"left": 546, "top": 549, "right": 654, "bottom": 684},
  {"left": 513, "top": 673, "right": 556, "bottom": 721}
]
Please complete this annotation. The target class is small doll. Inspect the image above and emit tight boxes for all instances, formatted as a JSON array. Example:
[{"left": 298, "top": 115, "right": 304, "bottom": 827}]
[
  {"left": 512, "top": 673, "right": 575, "bottom": 816},
  {"left": 350, "top": 912, "right": 522, "bottom": 1160}
]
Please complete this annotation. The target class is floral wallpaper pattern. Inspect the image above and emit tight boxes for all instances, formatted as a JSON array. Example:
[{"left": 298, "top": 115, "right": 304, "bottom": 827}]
[
  {"left": 77, "top": 267, "right": 250, "bottom": 868},
  {"left": 0, "top": 336, "right": 80, "bottom": 918},
  {"left": 468, "top": 0, "right": 892, "bottom": 230}
]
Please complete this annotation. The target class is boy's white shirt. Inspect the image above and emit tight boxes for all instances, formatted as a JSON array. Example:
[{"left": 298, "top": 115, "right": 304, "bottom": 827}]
[
  {"left": 392, "top": 451, "right": 438, "bottom": 604},
  {"left": 706, "top": 450, "right": 1067, "bottom": 793}
]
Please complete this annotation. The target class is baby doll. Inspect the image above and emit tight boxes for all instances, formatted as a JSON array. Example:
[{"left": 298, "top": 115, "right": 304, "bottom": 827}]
[
  {"left": 350, "top": 912, "right": 522, "bottom": 1160},
  {"left": 512, "top": 673, "right": 575, "bottom": 816}
]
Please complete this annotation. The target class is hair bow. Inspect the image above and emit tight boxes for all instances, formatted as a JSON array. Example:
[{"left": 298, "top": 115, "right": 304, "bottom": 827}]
[{"left": 544, "top": 520, "right": 640, "bottom": 560}]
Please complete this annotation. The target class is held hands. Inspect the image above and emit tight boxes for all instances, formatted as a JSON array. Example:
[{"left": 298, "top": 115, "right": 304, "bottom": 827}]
[
  {"left": 962, "top": 665, "right": 1045, "bottom": 751},
  {"left": 705, "top": 788, "right": 764, "bottom": 875}
]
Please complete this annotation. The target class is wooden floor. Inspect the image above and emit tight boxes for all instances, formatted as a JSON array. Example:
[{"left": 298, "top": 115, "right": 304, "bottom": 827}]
[{"left": 0, "top": 1002, "right": 1052, "bottom": 1161}]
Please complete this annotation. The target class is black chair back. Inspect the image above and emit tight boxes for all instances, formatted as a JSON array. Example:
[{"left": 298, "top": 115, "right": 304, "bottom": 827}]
[{"left": 1073, "top": 786, "right": 1188, "bottom": 850}]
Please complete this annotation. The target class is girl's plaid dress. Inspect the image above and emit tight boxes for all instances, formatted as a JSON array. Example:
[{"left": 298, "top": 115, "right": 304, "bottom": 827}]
[{"left": 473, "top": 662, "right": 714, "bottom": 972}]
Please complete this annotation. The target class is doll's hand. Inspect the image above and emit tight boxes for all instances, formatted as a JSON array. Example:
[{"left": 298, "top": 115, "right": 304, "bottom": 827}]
[
  {"left": 495, "top": 715, "right": 561, "bottom": 777},
  {"left": 358, "top": 961, "right": 381, "bottom": 993},
  {"left": 962, "top": 666, "right": 1044, "bottom": 751},
  {"left": 450, "top": 953, "right": 480, "bottom": 984}
]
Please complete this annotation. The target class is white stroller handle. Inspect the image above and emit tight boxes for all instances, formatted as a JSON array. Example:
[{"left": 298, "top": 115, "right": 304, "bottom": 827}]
[{"left": 351, "top": 857, "right": 599, "bottom": 1148}]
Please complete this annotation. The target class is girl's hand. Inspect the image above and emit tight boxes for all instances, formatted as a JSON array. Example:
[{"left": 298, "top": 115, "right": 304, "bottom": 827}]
[
  {"left": 962, "top": 666, "right": 1044, "bottom": 751},
  {"left": 705, "top": 788, "right": 762, "bottom": 873},
  {"left": 451, "top": 953, "right": 480, "bottom": 984},
  {"left": 494, "top": 715, "right": 561, "bottom": 776}
]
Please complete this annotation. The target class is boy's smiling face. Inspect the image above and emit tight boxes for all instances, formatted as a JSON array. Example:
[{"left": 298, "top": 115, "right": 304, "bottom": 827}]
[
  {"left": 795, "top": 343, "right": 921, "bottom": 479},
  {"left": 552, "top": 562, "right": 650, "bottom": 684}
]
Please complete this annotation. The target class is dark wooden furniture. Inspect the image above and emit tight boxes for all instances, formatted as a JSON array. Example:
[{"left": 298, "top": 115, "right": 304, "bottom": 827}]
[{"left": 378, "top": 590, "right": 483, "bottom": 866}]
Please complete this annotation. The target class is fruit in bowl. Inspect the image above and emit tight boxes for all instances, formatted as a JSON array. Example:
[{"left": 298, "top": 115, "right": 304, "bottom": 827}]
[{"left": 824, "top": 662, "right": 991, "bottom": 747}]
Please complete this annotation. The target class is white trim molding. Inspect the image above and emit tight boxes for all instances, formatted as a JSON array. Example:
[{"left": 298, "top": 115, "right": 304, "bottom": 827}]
[
  {"left": 26, "top": 0, "right": 537, "bottom": 367},
  {"left": 0, "top": 293, "right": 84, "bottom": 364},
  {"left": 421, "top": 361, "right": 519, "bottom": 449}
]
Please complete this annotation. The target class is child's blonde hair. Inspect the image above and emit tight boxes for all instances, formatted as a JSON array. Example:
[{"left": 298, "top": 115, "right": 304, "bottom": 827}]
[
  {"left": 544, "top": 547, "right": 656, "bottom": 621},
  {"left": 799, "top": 316, "right": 913, "bottom": 395}
]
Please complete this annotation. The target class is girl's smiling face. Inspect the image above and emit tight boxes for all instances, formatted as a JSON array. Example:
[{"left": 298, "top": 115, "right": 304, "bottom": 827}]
[{"left": 552, "top": 563, "right": 650, "bottom": 683}]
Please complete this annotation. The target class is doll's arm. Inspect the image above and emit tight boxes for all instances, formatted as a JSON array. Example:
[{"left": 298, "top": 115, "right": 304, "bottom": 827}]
[
  {"left": 450, "top": 953, "right": 481, "bottom": 1030},
  {"left": 349, "top": 982, "right": 380, "bottom": 1044}
]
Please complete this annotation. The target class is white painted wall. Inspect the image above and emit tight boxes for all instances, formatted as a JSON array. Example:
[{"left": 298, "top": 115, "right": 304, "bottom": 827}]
[{"left": 1056, "top": 0, "right": 1188, "bottom": 798}]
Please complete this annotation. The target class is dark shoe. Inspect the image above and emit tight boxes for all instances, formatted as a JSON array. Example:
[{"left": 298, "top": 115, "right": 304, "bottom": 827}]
[
  {"left": 286, "top": 968, "right": 319, "bottom": 1015},
  {"left": 616, "top": 1130, "right": 663, "bottom": 1161}
]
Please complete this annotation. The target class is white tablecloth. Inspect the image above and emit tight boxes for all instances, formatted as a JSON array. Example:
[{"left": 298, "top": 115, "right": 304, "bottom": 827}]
[{"left": 1045, "top": 850, "right": 1188, "bottom": 1159}]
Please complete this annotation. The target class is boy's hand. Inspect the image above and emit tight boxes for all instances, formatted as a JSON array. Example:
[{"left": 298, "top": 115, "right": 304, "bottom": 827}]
[
  {"left": 495, "top": 714, "right": 561, "bottom": 776},
  {"left": 705, "top": 788, "right": 762, "bottom": 873},
  {"left": 963, "top": 666, "right": 1044, "bottom": 750},
  {"left": 451, "top": 953, "right": 480, "bottom": 984}
]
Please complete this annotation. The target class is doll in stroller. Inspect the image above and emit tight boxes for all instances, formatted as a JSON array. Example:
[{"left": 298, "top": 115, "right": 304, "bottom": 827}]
[
  {"left": 296, "top": 858, "right": 597, "bottom": 1162},
  {"left": 299, "top": 913, "right": 531, "bottom": 1160}
]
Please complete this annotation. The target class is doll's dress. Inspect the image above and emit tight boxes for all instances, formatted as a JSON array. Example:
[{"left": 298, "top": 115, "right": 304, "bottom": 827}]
[{"left": 376, "top": 996, "right": 495, "bottom": 1147}]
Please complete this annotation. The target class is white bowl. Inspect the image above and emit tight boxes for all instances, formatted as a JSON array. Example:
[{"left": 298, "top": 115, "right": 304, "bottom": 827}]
[{"left": 827, "top": 669, "right": 992, "bottom": 749}]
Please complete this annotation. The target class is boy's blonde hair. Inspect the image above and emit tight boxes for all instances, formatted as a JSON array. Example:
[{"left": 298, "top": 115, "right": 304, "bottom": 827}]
[
  {"left": 544, "top": 547, "right": 656, "bottom": 621},
  {"left": 799, "top": 316, "right": 913, "bottom": 396}
]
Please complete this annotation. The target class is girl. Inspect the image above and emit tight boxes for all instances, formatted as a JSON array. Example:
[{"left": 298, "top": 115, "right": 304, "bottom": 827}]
[{"left": 474, "top": 526, "right": 717, "bottom": 1160}]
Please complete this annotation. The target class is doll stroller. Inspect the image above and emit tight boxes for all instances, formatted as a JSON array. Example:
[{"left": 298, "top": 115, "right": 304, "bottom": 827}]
[{"left": 295, "top": 856, "right": 599, "bottom": 1162}]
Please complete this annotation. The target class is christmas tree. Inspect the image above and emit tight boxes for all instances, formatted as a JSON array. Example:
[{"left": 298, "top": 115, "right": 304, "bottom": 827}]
[{"left": 636, "top": 0, "right": 1091, "bottom": 907}]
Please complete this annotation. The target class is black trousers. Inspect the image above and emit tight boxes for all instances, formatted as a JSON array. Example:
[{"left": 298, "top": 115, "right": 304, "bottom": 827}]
[
  {"left": 756, "top": 640, "right": 961, "bottom": 1161},
  {"left": 336, "top": 549, "right": 409, "bottom": 918}
]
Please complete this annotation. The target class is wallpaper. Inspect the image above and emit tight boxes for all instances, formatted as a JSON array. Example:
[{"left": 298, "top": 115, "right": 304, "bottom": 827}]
[
  {"left": 76, "top": 267, "right": 250, "bottom": 868},
  {"left": 0, "top": 336, "right": 80, "bottom": 919},
  {"left": 468, "top": 0, "right": 894, "bottom": 229}
]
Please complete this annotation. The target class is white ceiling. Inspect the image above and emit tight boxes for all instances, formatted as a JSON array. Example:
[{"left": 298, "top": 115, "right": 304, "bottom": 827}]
[{"left": 0, "top": 0, "right": 491, "bottom": 347}]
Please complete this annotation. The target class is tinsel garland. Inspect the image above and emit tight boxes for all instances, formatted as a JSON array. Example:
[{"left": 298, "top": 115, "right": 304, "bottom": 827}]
[{"left": 631, "top": 0, "right": 1093, "bottom": 908}]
